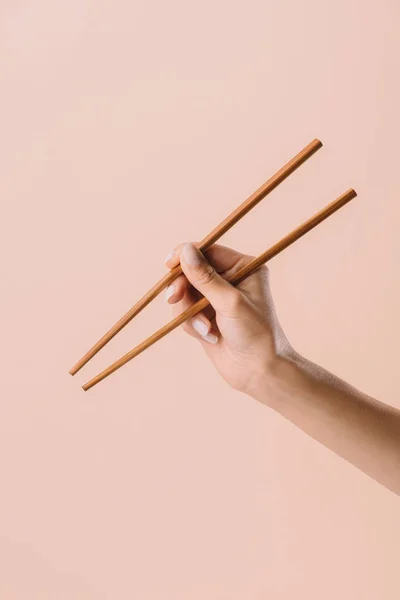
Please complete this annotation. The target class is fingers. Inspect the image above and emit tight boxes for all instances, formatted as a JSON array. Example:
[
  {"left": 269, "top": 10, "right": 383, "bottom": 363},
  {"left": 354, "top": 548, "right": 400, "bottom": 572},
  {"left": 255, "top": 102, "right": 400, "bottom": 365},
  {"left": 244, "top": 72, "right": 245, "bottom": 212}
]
[
  {"left": 171, "top": 286, "right": 218, "bottom": 344},
  {"left": 203, "top": 244, "right": 253, "bottom": 276},
  {"left": 164, "top": 242, "right": 194, "bottom": 270},
  {"left": 179, "top": 243, "right": 240, "bottom": 315},
  {"left": 164, "top": 274, "right": 186, "bottom": 304},
  {"left": 163, "top": 242, "right": 258, "bottom": 344},
  {"left": 164, "top": 243, "right": 257, "bottom": 316},
  {"left": 164, "top": 242, "right": 252, "bottom": 276}
]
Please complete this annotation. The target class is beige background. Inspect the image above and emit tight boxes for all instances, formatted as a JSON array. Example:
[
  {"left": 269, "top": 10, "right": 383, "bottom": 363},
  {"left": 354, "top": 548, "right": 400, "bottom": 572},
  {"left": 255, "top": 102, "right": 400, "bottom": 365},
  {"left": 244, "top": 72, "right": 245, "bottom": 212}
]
[{"left": 1, "top": 1, "right": 399, "bottom": 598}]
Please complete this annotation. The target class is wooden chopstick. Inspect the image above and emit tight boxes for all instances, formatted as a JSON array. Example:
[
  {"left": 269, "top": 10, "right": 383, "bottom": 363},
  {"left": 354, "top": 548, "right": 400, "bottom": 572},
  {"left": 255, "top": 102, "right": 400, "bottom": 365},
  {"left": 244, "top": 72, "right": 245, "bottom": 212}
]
[
  {"left": 82, "top": 188, "right": 357, "bottom": 391},
  {"left": 70, "top": 138, "right": 322, "bottom": 376}
]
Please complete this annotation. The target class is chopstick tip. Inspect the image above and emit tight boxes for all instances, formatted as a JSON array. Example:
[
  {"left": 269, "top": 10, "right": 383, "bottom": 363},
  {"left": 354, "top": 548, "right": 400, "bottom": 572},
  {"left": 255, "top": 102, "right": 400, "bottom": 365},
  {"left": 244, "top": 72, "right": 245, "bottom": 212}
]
[
  {"left": 69, "top": 360, "right": 86, "bottom": 376},
  {"left": 82, "top": 376, "right": 99, "bottom": 391}
]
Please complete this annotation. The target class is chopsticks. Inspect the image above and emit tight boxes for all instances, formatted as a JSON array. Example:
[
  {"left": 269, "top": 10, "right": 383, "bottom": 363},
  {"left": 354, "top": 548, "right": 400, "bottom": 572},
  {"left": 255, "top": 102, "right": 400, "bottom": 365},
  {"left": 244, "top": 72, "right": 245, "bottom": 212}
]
[
  {"left": 70, "top": 138, "right": 322, "bottom": 376},
  {"left": 82, "top": 188, "right": 357, "bottom": 391}
]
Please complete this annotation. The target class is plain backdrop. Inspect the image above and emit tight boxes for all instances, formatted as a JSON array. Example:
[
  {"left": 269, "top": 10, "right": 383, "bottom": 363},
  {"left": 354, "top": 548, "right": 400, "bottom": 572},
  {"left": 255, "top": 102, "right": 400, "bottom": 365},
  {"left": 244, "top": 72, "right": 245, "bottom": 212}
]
[{"left": 1, "top": 1, "right": 399, "bottom": 598}]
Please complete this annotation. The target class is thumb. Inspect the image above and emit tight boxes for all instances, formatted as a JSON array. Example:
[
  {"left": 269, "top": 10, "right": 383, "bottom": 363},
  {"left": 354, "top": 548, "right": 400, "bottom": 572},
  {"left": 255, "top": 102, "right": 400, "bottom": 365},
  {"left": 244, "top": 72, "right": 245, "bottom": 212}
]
[{"left": 180, "top": 243, "right": 239, "bottom": 314}]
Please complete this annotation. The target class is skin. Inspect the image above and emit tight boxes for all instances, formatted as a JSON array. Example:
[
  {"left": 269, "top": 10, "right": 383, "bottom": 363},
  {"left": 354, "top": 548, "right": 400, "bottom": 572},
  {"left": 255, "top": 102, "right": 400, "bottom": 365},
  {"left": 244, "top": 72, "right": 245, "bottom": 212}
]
[{"left": 164, "top": 242, "right": 400, "bottom": 495}]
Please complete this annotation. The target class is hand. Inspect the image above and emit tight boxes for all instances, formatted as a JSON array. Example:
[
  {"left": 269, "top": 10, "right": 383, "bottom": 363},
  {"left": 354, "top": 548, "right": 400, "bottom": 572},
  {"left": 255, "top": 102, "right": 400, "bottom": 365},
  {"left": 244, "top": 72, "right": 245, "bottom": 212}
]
[
  {"left": 164, "top": 242, "right": 293, "bottom": 395},
  {"left": 164, "top": 243, "right": 400, "bottom": 494}
]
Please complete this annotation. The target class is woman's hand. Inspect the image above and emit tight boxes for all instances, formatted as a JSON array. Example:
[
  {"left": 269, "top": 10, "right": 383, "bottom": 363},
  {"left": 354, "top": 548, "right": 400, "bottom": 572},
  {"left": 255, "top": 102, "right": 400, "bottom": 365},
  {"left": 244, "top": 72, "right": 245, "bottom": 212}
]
[
  {"left": 164, "top": 242, "right": 292, "bottom": 395},
  {"left": 165, "top": 242, "right": 400, "bottom": 495}
]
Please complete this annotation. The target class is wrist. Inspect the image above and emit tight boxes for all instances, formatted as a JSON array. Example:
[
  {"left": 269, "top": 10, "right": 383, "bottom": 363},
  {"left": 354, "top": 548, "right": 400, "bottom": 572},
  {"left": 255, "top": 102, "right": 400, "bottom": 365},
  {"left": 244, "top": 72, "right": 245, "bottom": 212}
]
[{"left": 247, "top": 351, "right": 305, "bottom": 408}]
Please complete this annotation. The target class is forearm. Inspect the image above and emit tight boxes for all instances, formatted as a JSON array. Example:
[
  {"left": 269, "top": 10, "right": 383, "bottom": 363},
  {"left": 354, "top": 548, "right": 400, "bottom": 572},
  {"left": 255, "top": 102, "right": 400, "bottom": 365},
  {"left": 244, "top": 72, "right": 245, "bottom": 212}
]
[{"left": 252, "top": 353, "right": 400, "bottom": 495}]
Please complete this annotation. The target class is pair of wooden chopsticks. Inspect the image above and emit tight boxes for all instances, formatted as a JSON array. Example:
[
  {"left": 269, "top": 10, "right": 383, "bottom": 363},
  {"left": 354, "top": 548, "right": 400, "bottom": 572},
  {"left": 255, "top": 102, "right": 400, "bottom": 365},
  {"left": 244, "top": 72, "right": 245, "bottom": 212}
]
[{"left": 70, "top": 139, "right": 357, "bottom": 390}]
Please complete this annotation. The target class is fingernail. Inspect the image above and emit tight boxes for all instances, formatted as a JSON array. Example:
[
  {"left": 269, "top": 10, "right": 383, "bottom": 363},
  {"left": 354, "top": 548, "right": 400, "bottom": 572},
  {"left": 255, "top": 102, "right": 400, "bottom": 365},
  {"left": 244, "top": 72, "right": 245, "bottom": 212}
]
[
  {"left": 201, "top": 332, "right": 218, "bottom": 344},
  {"left": 164, "top": 250, "right": 175, "bottom": 264},
  {"left": 192, "top": 318, "right": 209, "bottom": 336},
  {"left": 164, "top": 284, "right": 175, "bottom": 302},
  {"left": 182, "top": 243, "right": 202, "bottom": 266}
]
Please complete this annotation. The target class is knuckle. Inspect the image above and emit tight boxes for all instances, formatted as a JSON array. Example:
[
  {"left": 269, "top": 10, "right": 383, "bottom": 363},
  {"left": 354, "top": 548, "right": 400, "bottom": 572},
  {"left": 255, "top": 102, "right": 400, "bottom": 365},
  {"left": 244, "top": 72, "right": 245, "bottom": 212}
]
[
  {"left": 258, "top": 264, "right": 270, "bottom": 283},
  {"left": 194, "top": 264, "right": 217, "bottom": 286}
]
